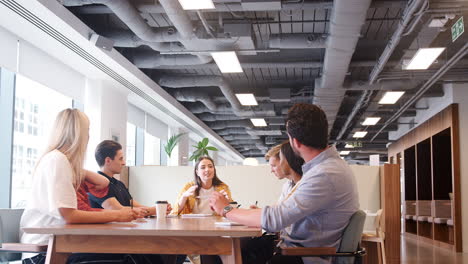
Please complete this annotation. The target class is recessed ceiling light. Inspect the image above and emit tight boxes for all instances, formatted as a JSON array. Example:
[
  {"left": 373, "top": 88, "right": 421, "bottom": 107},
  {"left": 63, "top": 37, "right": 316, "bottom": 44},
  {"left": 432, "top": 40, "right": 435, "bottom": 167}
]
[
  {"left": 362, "top": 117, "right": 381, "bottom": 126},
  {"left": 211, "top": 51, "right": 243, "bottom": 73},
  {"left": 405, "top": 47, "right": 445, "bottom": 70},
  {"left": 250, "top": 118, "right": 267, "bottom": 127},
  {"left": 340, "top": 151, "right": 350, "bottom": 155},
  {"left": 178, "top": 0, "right": 215, "bottom": 10},
  {"left": 235, "top": 93, "right": 258, "bottom": 106},
  {"left": 353, "top": 131, "right": 368, "bottom": 138},
  {"left": 379, "top": 91, "right": 405, "bottom": 104},
  {"left": 345, "top": 144, "right": 354, "bottom": 148}
]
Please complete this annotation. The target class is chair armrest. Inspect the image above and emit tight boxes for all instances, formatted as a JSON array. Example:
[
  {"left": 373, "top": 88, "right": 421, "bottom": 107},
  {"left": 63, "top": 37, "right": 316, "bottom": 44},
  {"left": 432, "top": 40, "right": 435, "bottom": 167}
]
[
  {"left": 0, "top": 243, "right": 48, "bottom": 253},
  {"left": 279, "top": 245, "right": 336, "bottom": 256}
]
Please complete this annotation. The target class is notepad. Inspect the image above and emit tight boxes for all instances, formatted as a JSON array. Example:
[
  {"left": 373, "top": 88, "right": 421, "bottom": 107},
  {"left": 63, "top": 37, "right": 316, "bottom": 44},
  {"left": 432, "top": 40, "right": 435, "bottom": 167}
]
[
  {"left": 215, "top": 221, "right": 243, "bottom": 226},
  {"left": 181, "top": 213, "right": 213, "bottom": 218}
]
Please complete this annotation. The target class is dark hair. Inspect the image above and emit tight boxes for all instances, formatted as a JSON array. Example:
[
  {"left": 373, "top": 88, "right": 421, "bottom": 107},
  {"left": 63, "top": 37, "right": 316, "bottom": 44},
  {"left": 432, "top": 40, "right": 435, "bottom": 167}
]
[
  {"left": 280, "top": 142, "right": 304, "bottom": 176},
  {"left": 286, "top": 103, "right": 328, "bottom": 149},
  {"left": 193, "top": 156, "right": 223, "bottom": 197},
  {"left": 95, "top": 140, "right": 122, "bottom": 167}
]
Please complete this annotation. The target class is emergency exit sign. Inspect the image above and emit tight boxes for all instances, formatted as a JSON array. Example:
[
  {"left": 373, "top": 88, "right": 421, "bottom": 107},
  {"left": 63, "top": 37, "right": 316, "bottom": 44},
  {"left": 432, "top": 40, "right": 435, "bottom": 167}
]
[{"left": 452, "top": 17, "right": 464, "bottom": 42}]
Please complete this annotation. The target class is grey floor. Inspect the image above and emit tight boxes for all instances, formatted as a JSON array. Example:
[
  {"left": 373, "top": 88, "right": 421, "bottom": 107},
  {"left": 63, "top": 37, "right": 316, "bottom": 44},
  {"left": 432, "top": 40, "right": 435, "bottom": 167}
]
[{"left": 401, "top": 235, "right": 468, "bottom": 264}]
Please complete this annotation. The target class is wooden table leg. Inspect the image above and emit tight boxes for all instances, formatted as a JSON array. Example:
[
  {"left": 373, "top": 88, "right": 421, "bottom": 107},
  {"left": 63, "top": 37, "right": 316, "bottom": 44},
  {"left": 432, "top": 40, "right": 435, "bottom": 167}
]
[
  {"left": 45, "top": 235, "right": 71, "bottom": 264},
  {"left": 220, "top": 238, "right": 242, "bottom": 264}
]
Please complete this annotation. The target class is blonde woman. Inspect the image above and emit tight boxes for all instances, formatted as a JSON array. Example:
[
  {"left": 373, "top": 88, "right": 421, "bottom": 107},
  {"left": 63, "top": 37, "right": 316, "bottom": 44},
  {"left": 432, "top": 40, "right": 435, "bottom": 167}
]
[
  {"left": 20, "top": 109, "right": 139, "bottom": 264},
  {"left": 172, "top": 156, "right": 232, "bottom": 215}
]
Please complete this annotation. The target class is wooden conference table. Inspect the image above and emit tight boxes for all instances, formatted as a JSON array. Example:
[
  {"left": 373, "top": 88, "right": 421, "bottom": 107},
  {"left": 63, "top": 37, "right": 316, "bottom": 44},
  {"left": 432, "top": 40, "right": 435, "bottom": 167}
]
[{"left": 23, "top": 216, "right": 262, "bottom": 264}]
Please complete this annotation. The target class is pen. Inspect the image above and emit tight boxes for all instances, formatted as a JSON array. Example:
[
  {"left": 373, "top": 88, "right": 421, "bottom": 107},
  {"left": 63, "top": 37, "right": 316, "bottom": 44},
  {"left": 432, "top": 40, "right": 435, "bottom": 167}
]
[
  {"left": 131, "top": 199, "right": 133, "bottom": 209},
  {"left": 255, "top": 201, "right": 258, "bottom": 207},
  {"left": 237, "top": 204, "right": 241, "bottom": 208}
]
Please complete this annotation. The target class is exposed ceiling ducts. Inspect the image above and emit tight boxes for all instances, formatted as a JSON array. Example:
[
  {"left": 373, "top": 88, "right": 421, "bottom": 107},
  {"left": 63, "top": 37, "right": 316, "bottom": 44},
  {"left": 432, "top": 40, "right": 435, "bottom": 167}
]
[{"left": 58, "top": 0, "right": 467, "bottom": 160}]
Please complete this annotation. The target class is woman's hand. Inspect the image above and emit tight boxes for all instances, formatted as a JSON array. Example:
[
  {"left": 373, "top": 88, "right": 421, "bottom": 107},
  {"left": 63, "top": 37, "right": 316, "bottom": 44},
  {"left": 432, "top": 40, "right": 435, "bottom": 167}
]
[
  {"left": 219, "top": 190, "right": 230, "bottom": 200},
  {"left": 182, "top": 185, "right": 198, "bottom": 198},
  {"left": 114, "top": 208, "right": 138, "bottom": 222}
]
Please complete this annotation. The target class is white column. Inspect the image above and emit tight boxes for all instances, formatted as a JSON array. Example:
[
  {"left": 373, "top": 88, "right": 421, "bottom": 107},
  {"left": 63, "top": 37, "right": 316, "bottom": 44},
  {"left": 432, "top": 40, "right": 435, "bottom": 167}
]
[{"left": 84, "top": 79, "right": 129, "bottom": 170}]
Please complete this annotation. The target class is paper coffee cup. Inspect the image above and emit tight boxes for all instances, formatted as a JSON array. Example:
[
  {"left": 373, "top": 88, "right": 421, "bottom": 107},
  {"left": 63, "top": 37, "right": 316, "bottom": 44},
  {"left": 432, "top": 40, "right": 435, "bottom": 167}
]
[{"left": 155, "top": 201, "right": 168, "bottom": 219}]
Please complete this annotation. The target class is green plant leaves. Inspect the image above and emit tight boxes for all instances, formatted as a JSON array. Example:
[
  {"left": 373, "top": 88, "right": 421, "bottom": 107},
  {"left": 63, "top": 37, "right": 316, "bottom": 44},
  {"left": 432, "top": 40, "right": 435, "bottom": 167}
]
[
  {"left": 189, "top": 137, "right": 218, "bottom": 161},
  {"left": 164, "top": 133, "right": 186, "bottom": 158}
]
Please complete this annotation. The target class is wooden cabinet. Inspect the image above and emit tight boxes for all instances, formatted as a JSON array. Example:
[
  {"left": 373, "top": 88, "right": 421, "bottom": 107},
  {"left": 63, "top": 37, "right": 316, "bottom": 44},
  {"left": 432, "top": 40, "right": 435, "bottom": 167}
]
[{"left": 388, "top": 104, "right": 462, "bottom": 252}]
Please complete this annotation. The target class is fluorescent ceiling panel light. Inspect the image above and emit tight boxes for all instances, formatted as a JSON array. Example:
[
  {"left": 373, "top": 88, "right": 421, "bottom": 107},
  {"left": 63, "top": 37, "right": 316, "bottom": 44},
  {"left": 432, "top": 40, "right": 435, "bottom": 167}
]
[
  {"left": 235, "top": 93, "right": 258, "bottom": 106},
  {"left": 340, "top": 151, "right": 350, "bottom": 155},
  {"left": 178, "top": 0, "right": 215, "bottom": 10},
  {"left": 379, "top": 91, "right": 405, "bottom": 104},
  {"left": 250, "top": 118, "right": 267, "bottom": 127},
  {"left": 345, "top": 144, "right": 354, "bottom": 148},
  {"left": 353, "top": 131, "right": 368, "bottom": 138},
  {"left": 362, "top": 117, "right": 381, "bottom": 126},
  {"left": 405, "top": 47, "right": 445, "bottom": 70},
  {"left": 211, "top": 51, "right": 243, "bottom": 73}
]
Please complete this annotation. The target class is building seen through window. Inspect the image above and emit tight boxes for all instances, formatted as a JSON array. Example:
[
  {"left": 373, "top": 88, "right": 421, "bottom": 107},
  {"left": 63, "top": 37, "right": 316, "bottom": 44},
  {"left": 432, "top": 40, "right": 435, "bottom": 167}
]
[{"left": 11, "top": 74, "right": 72, "bottom": 208}]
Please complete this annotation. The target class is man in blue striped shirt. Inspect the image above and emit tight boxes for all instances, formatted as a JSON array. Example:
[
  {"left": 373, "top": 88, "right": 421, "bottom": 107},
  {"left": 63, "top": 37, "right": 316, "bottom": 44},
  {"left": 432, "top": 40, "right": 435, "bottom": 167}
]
[{"left": 210, "top": 103, "right": 359, "bottom": 264}]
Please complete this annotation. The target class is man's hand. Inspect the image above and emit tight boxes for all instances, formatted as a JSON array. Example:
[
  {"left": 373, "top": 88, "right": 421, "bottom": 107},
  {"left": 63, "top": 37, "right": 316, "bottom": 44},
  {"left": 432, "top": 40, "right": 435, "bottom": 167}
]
[
  {"left": 209, "top": 191, "right": 230, "bottom": 215},
  {"left": 132, "top": 207, "right": 146, "bottom": 218}
]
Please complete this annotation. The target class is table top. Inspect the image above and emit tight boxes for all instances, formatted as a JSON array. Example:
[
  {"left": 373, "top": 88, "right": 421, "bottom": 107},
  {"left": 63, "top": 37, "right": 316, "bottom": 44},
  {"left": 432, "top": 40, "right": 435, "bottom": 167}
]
[{"left": 23, "top": 216, "right": 262, "bottom": 237}]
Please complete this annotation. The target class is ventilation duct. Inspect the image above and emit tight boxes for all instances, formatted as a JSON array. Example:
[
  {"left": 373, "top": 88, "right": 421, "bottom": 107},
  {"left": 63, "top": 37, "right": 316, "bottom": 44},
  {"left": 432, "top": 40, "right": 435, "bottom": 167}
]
[
  {"left": 206, "top": 120, "right": 252, "bottom": 130},
  {"left": 103, "top": 29, "right": 184, "bottom": 52},
  {"left": 313, "top": 0, "right": 372, "bottom": 132},
  {"left": 223, "top": 134, "right": 260, "bottom": 140},
  {"left": 217, "top": 128, "right": 249, "bottom": 136},
  {"left": 269, "top": 33, "right": 327, "bottom": 49},
  {"left": 171, "top": 91, "right": 217, "bottom": 111},
  {"left": 197, "top": 113, "right": 246, "bottom": 121}
]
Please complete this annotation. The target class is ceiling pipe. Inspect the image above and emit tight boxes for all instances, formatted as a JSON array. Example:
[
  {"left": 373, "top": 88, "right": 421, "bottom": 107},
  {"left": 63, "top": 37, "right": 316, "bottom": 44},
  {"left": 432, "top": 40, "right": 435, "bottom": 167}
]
[
  {"left": 158, "top": 0, "right": 211, "bottom": 63},
  {"left": 335, "top": 0, "right": 427, "bottom": 142},
  {"left": 171, "top": 91, "right": 217, "bottom": 111},
  {"left": 103, "top": 29, "right": 184, "bottom": 52},
  {"left": 65, "top": 1, "right": 407, "bottom": 14},
  {"left": 314, "top": 0, "right": 372, "bottom": 132},
  {"left": 269, "top": 33, "right": 327, "bottom": 49},
  {"left": 371, "top": 42, "right": 468, "bottom": 141},
  {"left": 148, "top": 60, "right": 400, "bottom": 70},
  {"left": 217, "top": 128, "right": 249, "bottom": 135},
  {"left": 368, "top": 0, "right": 427, "bottom": 84},
  {"left": 60, "top": 0, "right": 211, "bottom": 63},
  {"left": 206, "top": 120, "right": 253, "bottom": 129},
  {"left": 186, "top": 103, "right": 275, "bottom": 117},
  {"left": 224, "top": 134, "right": 260, "bottom": 140},
  {"left": 133, "top": 52, "right": 212, "bottom": 67},
  {"left": 197, "top": 113, "right": 246, "bottom": 121},
  {"left": 159, "top": 75, "right": 243, "bottom": 112}
]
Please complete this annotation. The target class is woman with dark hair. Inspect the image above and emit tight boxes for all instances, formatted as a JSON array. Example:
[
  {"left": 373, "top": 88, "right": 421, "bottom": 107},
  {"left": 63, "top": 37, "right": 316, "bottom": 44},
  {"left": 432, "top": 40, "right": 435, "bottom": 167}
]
[
  {"left": 172, "top": 156, "right": 232, "bottom": 215},
  {"left": 278, "top": 142, "right": 304, "bottom": 200}
]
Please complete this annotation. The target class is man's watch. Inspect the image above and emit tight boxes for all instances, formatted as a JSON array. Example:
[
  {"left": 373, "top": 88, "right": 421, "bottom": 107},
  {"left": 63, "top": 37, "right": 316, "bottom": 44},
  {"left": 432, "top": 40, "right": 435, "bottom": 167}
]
[{"left": 222, "top": 205, "right": 234, "bottom": 217}]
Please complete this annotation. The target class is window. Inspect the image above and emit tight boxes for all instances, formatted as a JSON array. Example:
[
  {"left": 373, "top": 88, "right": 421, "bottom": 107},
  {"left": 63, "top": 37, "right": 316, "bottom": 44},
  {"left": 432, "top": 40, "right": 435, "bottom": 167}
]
[
  {"left": 126, "top": 122, "right": 136, "bottom": 166},
  {"left": 11, "top": 75, "right": 72, "bottom": 208},
  {"left": 144, "top": 132, "right": 161, "bottom": 165}
]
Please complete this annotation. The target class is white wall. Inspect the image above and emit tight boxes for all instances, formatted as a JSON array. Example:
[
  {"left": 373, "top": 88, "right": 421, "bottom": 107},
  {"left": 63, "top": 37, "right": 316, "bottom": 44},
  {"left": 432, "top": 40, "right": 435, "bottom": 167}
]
[{"left": 128, "top": 164, "right": 381, "bottom": 213}]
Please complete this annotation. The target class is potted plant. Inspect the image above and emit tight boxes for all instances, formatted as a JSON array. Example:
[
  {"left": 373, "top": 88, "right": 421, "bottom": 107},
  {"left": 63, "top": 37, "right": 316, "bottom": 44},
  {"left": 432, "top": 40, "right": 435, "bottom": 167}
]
[
  {"left": 164, "top": 132, "right": 186, "bottom": 158},
  {"left": 189, "top": 137, "right": 218, "bottom": 161}
]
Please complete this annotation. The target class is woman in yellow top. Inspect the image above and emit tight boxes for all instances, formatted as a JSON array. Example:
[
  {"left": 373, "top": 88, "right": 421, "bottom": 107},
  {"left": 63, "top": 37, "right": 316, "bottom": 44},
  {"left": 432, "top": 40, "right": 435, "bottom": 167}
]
[{"left": 172, "top": 156, "right": 232, "bottom": 215}]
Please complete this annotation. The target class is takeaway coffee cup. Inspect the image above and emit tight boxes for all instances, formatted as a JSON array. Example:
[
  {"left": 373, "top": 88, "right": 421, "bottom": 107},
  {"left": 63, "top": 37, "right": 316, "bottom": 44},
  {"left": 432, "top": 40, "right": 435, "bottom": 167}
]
[{"left": 155, "top": 201, "right": 168, "bottom": 218}]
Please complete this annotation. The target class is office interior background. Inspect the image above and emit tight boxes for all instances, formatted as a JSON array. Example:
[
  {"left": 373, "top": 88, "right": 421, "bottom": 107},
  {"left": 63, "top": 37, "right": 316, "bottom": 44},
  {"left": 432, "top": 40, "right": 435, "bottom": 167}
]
[{"left": 1, "top": 0, "right": 468, "bottom": 261}]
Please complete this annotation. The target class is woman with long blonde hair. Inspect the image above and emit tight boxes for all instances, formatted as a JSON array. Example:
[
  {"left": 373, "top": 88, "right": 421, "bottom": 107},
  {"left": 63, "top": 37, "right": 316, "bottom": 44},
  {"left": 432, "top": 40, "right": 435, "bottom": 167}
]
[{"left": 20, "top": 109, "right": 139, "bottom": 263}]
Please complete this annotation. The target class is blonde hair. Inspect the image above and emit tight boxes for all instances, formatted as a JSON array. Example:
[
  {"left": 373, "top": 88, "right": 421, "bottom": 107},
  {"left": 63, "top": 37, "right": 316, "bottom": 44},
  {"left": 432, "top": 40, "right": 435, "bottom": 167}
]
[
  {"left": 40, "top": 108, "right": 89, "bottom": 189},
  {"left": 265, "top": 144, "right": 282, "bottom": 161}
]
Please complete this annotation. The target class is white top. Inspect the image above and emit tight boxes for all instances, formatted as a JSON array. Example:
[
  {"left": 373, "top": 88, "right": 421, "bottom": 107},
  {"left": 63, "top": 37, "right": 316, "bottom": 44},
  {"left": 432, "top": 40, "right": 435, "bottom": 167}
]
[
  {"left": 20, "top": 150, "right": 78, "bottom": 245},
  {"left": 192, "top": 187, "right": 214, "bottom": 214}
]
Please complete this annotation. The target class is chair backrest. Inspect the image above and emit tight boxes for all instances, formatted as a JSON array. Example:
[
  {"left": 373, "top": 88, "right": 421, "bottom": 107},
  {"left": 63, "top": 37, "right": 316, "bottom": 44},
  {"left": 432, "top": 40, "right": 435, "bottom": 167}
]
[
  {"left": 0, "top": 208, "right": 25, "bottom": 262},
  {"left": 374, "top": 209, "right": 383, "bottom": 238},
  {"left": 336, "top": 210, "right": 366, "bottom": 264}
]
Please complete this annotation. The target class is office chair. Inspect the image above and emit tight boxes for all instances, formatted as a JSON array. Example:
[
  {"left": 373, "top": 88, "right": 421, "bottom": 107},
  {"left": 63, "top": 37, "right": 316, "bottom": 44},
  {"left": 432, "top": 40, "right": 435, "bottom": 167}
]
[
  {"left": 279, "top": 210, "right": 367, "bottom": 264},
  {"left": 0, "top": 208, "right": 47, "bottom": 262}
]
